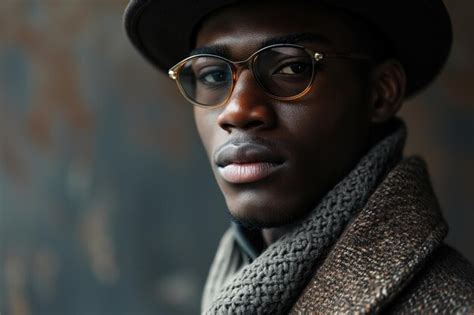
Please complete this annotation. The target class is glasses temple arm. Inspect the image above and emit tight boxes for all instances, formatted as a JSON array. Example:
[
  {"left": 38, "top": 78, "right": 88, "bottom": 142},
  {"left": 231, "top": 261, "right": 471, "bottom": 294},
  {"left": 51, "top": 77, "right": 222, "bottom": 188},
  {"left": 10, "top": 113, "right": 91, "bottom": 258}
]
[{"left": 314, "top": 52, "right": 373, "bottom": 62}]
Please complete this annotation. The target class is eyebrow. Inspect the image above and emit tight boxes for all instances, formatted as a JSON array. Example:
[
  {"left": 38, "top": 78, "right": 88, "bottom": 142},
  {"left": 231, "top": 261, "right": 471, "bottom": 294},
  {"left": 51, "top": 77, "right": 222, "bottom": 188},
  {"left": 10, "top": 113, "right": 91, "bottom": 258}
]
[{"left": 189, "top": 32, "right": 332, "bottom": 58}]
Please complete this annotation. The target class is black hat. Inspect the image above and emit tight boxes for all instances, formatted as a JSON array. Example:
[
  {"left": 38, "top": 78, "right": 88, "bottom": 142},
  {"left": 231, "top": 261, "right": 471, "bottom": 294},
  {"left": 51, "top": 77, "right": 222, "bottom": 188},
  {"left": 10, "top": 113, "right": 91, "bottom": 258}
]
[{"left": 124, "top": 0, "right": 452, "bottom": 96}]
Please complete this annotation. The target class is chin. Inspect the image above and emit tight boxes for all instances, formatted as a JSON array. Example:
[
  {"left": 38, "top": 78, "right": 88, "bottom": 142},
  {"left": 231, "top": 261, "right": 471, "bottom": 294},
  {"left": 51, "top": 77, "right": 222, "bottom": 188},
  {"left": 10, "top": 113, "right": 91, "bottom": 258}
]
[{"left": 226, "top": 198, "right": 311, "bottom": 230}]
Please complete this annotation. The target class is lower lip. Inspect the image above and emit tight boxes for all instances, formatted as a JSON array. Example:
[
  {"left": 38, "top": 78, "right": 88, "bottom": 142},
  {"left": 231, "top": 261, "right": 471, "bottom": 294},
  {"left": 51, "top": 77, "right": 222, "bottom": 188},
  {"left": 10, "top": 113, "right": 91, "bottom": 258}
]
[{"left": 218, "top": 162, "right": 282, "bottom": 184}]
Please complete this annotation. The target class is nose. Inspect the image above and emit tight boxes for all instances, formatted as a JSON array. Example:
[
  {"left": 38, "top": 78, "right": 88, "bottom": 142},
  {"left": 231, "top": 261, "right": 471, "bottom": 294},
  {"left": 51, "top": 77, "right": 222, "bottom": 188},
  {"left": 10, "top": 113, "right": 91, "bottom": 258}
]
[{"left": 217, "top": 70, "right": 277, "bottom": 133}]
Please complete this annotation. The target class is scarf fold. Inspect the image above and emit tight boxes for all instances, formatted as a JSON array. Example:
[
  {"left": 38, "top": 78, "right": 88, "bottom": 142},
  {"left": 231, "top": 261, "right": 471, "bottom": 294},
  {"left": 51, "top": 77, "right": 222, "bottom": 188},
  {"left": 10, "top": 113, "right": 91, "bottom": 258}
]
[{"left": 202, "top": 120, "right": 407, "bottom": 314}]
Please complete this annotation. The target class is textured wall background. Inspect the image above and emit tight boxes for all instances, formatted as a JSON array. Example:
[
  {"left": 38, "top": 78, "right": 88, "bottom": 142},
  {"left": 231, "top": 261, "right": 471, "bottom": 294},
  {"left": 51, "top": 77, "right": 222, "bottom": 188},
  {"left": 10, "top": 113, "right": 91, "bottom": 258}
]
[{"left": 0, "top": 1, "right": 472, "bottom": 314}]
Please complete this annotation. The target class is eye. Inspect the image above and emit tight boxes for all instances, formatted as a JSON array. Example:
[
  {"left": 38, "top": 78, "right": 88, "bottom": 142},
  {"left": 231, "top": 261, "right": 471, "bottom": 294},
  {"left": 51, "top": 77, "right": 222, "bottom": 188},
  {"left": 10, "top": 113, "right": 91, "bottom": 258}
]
[
  {"left": 275, "top": 62, "right": 311, "bottom": 75},
  {"left": 198, "top": 68, "right": 231, "bottom": 85}
]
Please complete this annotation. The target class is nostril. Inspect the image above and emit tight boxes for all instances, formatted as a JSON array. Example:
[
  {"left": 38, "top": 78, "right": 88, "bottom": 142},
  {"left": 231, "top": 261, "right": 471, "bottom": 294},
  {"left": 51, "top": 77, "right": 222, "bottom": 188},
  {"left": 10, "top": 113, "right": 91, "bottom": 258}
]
[
  {"left": 243, "top": 120, "right": 265, "bottom": 130},
  {"left": 219, "top": 115, "right": 267, "bottom": 133},
  {"left": 220, "top": 122, "right": 233, "bottom": 133}
]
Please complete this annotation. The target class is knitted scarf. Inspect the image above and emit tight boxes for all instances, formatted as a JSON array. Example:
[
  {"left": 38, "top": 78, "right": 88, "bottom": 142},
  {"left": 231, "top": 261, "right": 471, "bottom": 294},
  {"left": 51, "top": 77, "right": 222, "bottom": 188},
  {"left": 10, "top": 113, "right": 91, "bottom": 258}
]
[{"left": 202, "top": 120, "right": 407, "bottom": 314}]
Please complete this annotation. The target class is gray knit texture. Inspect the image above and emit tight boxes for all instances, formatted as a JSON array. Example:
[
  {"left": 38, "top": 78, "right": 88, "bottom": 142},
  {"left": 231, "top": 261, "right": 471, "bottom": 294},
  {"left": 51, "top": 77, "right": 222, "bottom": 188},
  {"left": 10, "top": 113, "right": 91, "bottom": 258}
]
[{"left": 205, "top": 121, "right": 407, "bottom": 314}]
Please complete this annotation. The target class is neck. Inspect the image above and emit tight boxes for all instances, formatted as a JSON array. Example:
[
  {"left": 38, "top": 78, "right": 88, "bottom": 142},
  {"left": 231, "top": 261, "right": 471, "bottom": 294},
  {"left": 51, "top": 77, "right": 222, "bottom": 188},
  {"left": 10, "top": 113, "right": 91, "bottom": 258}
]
[{"left": 261, "top": 226, "right": 292, "bottom": 246}]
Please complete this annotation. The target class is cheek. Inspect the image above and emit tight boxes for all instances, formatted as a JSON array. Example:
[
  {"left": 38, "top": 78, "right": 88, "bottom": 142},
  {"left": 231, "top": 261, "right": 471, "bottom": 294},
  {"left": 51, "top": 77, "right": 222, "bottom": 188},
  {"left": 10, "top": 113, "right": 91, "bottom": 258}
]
[
  {"left": 193, "top": 107, "right": 212, "bottom": 157},
  {"left": 193, "top": 107, "right": 223, "bottom": 160},
  {"left": 277, "top": 76, "right": 371, "bottom": 165},
  {"left": 298, "top": 68, "right": 371, "bottom": 135},
  {"left": 279, "top": 100, "right": 365, "bottom": 148}
]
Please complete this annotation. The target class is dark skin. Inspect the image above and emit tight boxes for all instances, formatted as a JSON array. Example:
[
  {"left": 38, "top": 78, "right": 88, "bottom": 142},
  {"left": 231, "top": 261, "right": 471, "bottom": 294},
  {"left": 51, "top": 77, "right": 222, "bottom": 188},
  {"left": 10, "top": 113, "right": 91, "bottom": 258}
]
[{"left": 193, "top": 2, "right": 406, "bottom": 246}]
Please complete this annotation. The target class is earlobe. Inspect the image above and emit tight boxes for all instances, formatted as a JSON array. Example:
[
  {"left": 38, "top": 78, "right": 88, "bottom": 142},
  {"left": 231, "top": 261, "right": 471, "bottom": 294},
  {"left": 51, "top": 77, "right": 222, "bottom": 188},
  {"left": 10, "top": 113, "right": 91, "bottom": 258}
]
[{"left": 369, "top": 60, "right": 407, "bottom": 123}]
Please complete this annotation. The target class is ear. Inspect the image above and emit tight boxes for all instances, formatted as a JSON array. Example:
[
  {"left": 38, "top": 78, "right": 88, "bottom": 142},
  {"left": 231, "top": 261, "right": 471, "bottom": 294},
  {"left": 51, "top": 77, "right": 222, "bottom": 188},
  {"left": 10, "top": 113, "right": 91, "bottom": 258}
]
[{"left": 369, "top": 59, "right": 407, "bottom": 123}]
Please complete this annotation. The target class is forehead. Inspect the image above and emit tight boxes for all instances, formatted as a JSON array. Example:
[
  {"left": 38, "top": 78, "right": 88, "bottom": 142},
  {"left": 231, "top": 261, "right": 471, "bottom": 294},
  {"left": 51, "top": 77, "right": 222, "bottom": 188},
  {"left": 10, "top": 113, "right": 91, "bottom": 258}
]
[{"left": 195, "top": 1, "right": 363, "bottom": 56}]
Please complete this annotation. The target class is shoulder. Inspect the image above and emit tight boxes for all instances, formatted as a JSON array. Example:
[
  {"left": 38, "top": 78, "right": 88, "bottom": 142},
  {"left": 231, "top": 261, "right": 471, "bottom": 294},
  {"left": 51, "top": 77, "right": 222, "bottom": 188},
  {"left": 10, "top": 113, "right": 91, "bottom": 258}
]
[{"left": 387, "top": 244, "right": 474, "bottom": 313}]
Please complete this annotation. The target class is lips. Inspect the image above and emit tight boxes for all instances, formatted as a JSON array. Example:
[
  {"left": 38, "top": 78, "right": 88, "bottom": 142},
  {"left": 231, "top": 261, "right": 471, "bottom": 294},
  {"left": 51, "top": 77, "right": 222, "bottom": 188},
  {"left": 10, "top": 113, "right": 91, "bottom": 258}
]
[{"left": 214, "top": 140, "right": 285, "bottom": 184}]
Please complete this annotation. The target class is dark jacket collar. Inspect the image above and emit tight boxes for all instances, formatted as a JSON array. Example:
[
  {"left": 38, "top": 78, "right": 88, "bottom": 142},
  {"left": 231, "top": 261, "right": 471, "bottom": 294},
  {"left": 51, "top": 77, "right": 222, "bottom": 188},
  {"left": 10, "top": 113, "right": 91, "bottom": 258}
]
[
  {"left": 231, "top": 222, "right": 263, "bottom": 261},
  {"left": 291, "top": 157, "right": 448, "bottom": 314}
]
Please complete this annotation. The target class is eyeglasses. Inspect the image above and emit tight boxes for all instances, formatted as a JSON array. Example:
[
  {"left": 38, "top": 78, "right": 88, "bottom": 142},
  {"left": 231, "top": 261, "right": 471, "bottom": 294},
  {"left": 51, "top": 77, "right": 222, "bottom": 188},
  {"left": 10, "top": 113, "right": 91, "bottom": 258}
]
[{"left": 168, "top": 44, "right": 371, "bottom": 108}]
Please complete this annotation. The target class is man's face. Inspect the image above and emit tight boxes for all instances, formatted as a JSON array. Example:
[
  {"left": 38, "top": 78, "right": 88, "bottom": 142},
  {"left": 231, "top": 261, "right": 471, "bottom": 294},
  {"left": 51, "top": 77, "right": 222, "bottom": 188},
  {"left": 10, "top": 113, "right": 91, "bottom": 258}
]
[{"left": 193, "top": 2, "right": 374, "bottom": 228}]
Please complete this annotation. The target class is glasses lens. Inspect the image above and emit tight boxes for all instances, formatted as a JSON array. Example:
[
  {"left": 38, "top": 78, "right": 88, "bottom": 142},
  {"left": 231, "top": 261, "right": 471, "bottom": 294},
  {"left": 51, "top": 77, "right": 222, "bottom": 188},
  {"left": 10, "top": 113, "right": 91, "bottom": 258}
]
[
  {"left": 254, "top": 46, "right": 314, "bottom": 98},
  {"left": 178, "top": 56, "right": 233, "bottom": 106}
]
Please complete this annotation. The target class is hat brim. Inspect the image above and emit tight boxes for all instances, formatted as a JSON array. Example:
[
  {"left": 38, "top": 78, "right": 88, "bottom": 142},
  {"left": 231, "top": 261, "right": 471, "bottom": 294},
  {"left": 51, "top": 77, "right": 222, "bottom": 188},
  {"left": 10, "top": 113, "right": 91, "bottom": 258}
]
[{"left": 124, "top": 0, "right": 452, "bottom": 97}]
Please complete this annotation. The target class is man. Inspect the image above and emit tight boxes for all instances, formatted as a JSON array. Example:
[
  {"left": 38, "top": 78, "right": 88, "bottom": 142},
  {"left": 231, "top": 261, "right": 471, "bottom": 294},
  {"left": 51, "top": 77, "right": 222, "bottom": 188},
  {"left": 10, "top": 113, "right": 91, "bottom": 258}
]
[{"left": 124, "top": 0, "right": 474, "bottom": 313}]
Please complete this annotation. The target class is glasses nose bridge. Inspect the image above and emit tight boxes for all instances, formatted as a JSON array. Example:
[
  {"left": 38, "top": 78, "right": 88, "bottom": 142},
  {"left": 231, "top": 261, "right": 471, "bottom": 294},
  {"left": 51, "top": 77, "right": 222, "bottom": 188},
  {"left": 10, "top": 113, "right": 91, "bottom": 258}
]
[{"left": 228, "top": 51, "right": 260, "bottom": 86}]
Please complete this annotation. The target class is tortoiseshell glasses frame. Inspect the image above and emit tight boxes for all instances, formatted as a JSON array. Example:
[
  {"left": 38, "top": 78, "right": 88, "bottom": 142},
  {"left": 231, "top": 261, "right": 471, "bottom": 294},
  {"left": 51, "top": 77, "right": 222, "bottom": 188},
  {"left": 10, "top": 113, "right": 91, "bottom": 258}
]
[{"left": 168, "top": 43, "right": 372, "bottom": 108}]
